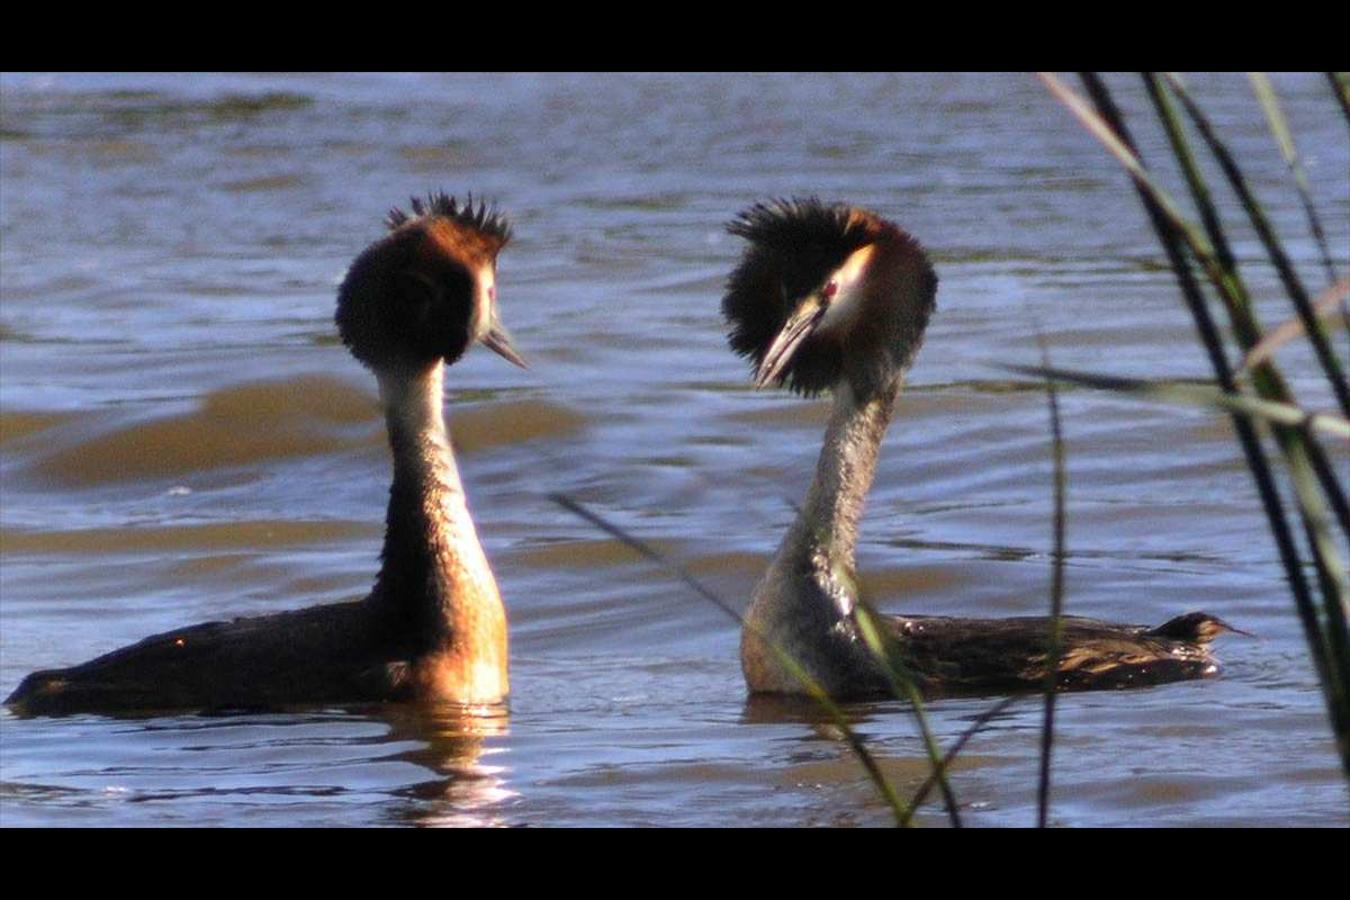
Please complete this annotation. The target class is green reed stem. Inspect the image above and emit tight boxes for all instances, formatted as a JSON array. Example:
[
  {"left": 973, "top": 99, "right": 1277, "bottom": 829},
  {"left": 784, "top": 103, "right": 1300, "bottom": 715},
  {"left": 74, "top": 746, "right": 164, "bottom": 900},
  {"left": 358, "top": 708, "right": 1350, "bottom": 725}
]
[
  {"left": 548, "top": 493, "right": 916, "bottom": 826},
  {"left": 1052, "top": 72, "right": 1350, "bottom": 539},
  {"left": 1159, "top": 73, "right": 1349, "bottom": 416},
  {"left": 1033, "top": 330, "right": 1067, "bottom": 829},
  {"left": 851, "top": 603, "right": 963, "bottom": 826},
  {"left": 909, "top": 696, "right": 1018, "bottom": 811},
  {"left": 1249, "top": 73, "right": 1341, "bottom": 284},
  {"left": 1056, "top": 73, "right": 1350, "bottom": 779},
  {"left": 1326, "top": 73, "right": 1350, "bottom": 129}
]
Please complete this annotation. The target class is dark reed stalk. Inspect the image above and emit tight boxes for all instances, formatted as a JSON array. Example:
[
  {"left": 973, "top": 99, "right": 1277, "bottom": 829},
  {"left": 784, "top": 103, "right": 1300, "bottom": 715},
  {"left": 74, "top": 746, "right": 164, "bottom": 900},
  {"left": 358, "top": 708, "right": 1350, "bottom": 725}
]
[
  {"left": 1033, "top": 329, "right": 1068, "bottom": 829},
  {"left": 1144, "top": 74, "right": 1350, "bottom": 567},
  {"left": 909, "top": 696, "right": 1018, "bottom": 812},
  {"left": 1144, "top": 74, "right": 1350, "bottom": 745},
  {"left": 1070, "top": 74, "right": 1323, "bottom": 629},
  {"left": 1052, "top": 74, "right": 1350, "bottom": 546},
  {"left": 548, "top": 493, "right": 922, "bottom": 826},
  {"left": 1041, "top": 72, "right": 1350, "bottom": 778},
  {"left": 851, "top": 603, "right": 964, "bottom": 826},
  {"left": 1002, "top": 366, "right": 1350, "bottom": 439},
  {"left": 1156, "top": 73, "right": 1349, "bottom": 418},
  {"left": 1073, "top": 72, "right": 1350, "bottom": 545},
  {"left": 1249, "top": 73, "right": 1341, "bottom": 285},
  {"left": 1330, "top": 73, "right": 1350, "bottom": 125}
]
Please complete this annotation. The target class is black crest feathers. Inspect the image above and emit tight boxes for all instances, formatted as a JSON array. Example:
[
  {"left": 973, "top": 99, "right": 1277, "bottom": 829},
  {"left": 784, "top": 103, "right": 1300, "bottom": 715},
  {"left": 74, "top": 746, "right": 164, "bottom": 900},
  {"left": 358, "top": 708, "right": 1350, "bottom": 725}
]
[
  {"left": 726, "top": 197, "right": 872, "bottom": 258},
  {"left": 385, "top": 191, "right": 513, "bottom": 247},
  {"left": 722, "top": 198, "right": 872, "bottom": 396},
  {"left": 337, "top": 191, "right": 512, "bottom": 372}
]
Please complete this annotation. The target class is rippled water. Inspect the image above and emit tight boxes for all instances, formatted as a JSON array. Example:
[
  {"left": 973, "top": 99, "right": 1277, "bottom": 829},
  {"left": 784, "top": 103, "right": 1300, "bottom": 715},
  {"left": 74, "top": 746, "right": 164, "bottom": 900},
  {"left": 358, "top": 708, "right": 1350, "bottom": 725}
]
[{"left": 2, "top": 72, "right": 1347, "bottom": 827}]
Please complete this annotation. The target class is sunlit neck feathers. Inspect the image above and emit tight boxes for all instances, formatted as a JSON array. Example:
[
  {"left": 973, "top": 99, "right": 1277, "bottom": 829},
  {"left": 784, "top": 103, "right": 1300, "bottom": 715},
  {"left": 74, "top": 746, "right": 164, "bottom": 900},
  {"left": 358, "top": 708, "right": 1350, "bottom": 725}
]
[
  {"left": 336, "top": 191, "right": 523, "bottom": 378},
  {"left": 0, "top": 193, "right": 524, "bottom": 714},
  {"left": 727, "top": 199, "right": 937, "bottom": 692},
  {"left": 722, "top": 197, "right": 937, "bottom": 399},
  {"left": 723, "top": 200, "right": 1242, "bottom": 700},
  {"left": 337, "top": 192, "right": 521, "bottom": 698}
]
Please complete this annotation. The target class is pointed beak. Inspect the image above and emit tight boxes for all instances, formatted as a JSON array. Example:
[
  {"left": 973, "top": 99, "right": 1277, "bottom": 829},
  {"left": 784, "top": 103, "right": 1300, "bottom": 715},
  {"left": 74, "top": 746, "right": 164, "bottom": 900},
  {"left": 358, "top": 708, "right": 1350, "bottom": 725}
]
[
  {"left": 753, "top": 296, "right": 826, "bottom": 389},
  {"left": 479, "top": 318, "right": 528, "bottom": 369}
]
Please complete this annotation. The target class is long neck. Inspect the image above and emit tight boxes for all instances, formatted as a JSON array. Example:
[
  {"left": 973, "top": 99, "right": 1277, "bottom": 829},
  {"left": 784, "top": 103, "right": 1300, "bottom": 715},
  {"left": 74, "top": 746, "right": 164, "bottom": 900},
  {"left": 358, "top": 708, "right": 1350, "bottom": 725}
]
[
  {"left": 775, "top": 379, "right": 899, "bottom": 583},
  {"left": 372, "top": 364, "right": 504, "bottom": 659}
]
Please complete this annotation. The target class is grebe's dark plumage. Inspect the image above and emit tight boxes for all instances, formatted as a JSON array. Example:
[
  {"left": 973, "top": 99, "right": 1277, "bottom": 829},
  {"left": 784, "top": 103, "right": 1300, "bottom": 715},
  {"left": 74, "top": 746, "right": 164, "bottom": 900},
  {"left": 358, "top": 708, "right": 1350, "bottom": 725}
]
[
  {"left": 724, "top": 197, "right": 937, "bottom": 398},
  {"left": 339, "top": 193, "right": 519, "bottom": 372},
  {"left": 7, "top": 193, "right": 522, "bottom": 715},
  {"left": 724, "top": 198, "right": 1241, "bottom": 698}
]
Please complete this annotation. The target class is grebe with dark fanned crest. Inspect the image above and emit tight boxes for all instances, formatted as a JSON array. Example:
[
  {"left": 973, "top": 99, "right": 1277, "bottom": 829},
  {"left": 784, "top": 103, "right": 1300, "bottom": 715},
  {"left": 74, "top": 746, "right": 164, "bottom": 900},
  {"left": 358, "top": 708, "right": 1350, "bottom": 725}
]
[
  {"left": 723, "top": 197, "right": 1245, "bottom": 698},
  {"left": 7, "top": 193, "right": 523, "bottom": 715}
]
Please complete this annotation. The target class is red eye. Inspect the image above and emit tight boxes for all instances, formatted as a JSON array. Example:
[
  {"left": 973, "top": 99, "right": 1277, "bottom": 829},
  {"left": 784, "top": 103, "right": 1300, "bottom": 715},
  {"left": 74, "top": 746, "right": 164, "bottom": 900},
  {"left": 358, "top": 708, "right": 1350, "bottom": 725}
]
[{"left": 823, "top": 281, "right": 838, "bottom": 299}]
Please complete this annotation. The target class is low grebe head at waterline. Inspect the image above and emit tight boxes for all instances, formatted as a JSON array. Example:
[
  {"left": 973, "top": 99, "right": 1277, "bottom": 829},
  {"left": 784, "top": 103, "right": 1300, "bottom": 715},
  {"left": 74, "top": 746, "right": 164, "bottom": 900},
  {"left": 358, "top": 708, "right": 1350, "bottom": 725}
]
[
  {"left": 6, "top": 192, "right": 524, "bottom": 715},
  {"left": 723, "top": 197, "right": 1242, "bottom": 699}
]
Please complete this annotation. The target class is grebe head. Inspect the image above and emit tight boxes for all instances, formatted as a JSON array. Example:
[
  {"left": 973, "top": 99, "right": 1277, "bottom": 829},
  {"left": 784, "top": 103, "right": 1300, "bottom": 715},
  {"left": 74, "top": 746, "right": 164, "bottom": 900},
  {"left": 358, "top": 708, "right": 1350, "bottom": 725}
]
[
  {"left": 336, "top": 192, "right": 525, "bottom": 375},
  {"left": 722, "top": 197, "right": 937, "bottom": 398}
]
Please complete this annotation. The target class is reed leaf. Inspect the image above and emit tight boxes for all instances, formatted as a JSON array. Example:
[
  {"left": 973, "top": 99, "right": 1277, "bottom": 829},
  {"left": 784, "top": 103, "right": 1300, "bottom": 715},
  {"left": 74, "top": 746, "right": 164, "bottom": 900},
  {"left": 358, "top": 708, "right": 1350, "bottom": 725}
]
[
  {"left": 1329, "top": 73, "right": 1350, "bottom": 125},
  {"left": 909, "top": 696, "right": 1018, "bottom": 812},
  {"left": 1280, "top": 446, "right": 1350, "bottom": 726},
  {"left": 1248, "top": 73, "right": 1340, "bottom": 283},
  {"left": 548, "top": 493, "right": 916, "bottom": 825},
  {"left": 1031, "top": 330, "right": 1068, "bottom": 828},
  {"left": 851, "top": 602, "right": 963, "bottom": 826},
  {"left": 1158, "top": 73, "right": 1349, "bottom": 416},
  {"left": 1058, "top": 72, "right": 1350, "bottom": 780},
  {"left": 1241, "top": 278, "right": 1350, "bottom": 374},
  {"left": 1004, "top": 365, "right": 1350, "bottom": 439},
  {"left": 1046, "top": 73, "right": 1350, "bottom": 540}
]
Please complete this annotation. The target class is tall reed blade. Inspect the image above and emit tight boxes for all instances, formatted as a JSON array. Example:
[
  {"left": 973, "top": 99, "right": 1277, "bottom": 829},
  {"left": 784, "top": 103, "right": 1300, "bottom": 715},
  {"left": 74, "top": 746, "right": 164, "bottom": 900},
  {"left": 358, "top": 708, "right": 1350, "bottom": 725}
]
[
  {"left": 1156, "top": 73, "right": 1349, "bottom": 418},
  {"left": 1056, "top": 73, "right": 1349, "bottom": 542},
  {"left": 1249, "top": 73, "right": 1341, "bottom": 284},
  {"left": 1002, "top": 365, "right": 1350, "bottom": 439},
  {"left": 1043, "top": 72, "right": 1350, "bottom": 780},
  {"left": 1242, "top": 278, "right": 1350, "bottom": 374},
  {"left": 909, "top": 697, "right": 1018, "bottom": 812},
  {"left": 1330, "top": 73, "right": 1350, "bottom": 124},
  {"left": 1033, "top": 331, "right": 1068, "bottom": 829},
  {"left": 547, "top": 493, "right": 918, "bottom": 825},
  {"left": 851, "top": 603, "right": 963, "bottom": 826}
]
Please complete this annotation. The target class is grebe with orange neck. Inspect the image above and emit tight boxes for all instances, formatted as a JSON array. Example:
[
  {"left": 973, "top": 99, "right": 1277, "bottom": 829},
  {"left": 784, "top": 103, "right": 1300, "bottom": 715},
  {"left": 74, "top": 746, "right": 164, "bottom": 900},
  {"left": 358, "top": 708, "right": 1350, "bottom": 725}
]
[
  {"left": 7, "top": 193, "right": 522, "bottom": 714},
  {"left": 724, "top": 198, "right": 1246, "bottom": 698}
]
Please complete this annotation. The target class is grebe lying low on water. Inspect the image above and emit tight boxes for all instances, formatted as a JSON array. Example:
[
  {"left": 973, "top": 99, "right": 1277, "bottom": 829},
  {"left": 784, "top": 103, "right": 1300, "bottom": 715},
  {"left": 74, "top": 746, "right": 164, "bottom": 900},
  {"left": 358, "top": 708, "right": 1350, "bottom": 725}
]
[
  {"left": 7, "top": 193, "right": 523, "bottom": 715},
  {"left": 724, "top": 198, "right": 1244, "bottom": 698}
]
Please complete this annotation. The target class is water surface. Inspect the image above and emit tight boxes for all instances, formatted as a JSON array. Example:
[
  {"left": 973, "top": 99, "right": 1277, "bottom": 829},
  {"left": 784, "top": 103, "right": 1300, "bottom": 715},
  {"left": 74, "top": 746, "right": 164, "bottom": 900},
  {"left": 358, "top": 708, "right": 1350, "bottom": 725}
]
[{"left": 2, "top": 72, "right": 1347, "bottom": 826}]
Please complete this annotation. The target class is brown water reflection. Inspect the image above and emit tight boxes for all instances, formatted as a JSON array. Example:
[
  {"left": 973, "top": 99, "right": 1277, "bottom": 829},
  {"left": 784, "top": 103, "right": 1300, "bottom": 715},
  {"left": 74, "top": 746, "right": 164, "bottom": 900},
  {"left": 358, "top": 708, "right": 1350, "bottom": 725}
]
[{"left": 377, "top": 703, "right": 515, "bottom": 828}]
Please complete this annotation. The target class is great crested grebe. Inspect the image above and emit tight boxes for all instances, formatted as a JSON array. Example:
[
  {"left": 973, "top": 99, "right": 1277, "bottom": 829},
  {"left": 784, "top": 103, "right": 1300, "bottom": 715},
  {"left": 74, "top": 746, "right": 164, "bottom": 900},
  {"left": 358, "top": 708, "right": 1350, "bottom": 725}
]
[
  {"left": 7, "top": 192, "right": 523, "bottom": 715},
  {"left": 724, "top": 197, "right": 1242, "bottom": 698}
]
